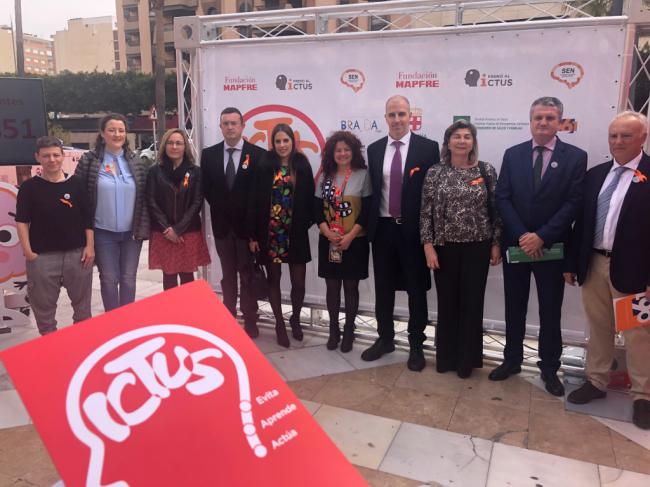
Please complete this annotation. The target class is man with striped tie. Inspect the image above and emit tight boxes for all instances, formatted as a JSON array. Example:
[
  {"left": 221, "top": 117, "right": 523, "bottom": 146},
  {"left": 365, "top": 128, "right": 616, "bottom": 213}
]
[{"left": 565, "top": 111, "right": 650, "bottom": 430}]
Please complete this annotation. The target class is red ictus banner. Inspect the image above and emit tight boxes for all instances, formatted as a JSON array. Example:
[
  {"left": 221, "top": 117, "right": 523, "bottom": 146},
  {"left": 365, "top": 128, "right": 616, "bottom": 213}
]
[{"left": 1, "top": 280, "right": 367, "bottom": 487}]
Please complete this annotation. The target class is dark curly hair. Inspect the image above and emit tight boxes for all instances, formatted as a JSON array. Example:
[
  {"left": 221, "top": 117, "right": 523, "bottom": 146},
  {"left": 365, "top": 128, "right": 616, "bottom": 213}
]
[{"left": 320, "top": 131, "right": 366, "bottom": 177}]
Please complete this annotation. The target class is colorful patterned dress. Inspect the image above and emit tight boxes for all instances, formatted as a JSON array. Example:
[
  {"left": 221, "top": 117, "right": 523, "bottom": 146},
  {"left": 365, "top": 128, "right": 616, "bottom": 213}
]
[{"left": 267, "top": 166, "right": 293, "bottom": 263}]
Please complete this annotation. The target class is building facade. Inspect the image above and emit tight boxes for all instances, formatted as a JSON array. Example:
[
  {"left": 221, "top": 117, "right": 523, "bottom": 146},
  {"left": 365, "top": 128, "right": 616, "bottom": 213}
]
[
  {"left": 22, "top": 34, "right": 55, "bottom": 75},
  {"left": 115, "top": 0, "right": 357, "bottom": 74},
  {"left": 0, "top": 26, "right": 15, "bottom": 73},
  {"left": 53, "top": 17, "right": 116, "bottom": 73}
]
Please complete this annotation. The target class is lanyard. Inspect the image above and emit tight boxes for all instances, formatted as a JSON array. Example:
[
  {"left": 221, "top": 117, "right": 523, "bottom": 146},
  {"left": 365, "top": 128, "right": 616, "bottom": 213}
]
[{"left": 326, "top": 168, "right": 352, "bottom": 230}]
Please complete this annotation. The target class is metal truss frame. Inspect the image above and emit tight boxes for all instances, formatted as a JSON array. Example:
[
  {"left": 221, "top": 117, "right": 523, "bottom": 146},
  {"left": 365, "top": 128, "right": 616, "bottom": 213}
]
[{"left": 175, "top": 0, "right": 650, "bottom": 374}]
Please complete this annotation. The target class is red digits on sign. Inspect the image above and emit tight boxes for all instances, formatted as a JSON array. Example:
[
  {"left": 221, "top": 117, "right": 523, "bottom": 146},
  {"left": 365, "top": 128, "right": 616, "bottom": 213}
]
[
  {"left": 2, "top": 119, "right": 18, "bottom": 139},
  {"left": 0, "top": 119, "right": 36, "bottom": 139}
]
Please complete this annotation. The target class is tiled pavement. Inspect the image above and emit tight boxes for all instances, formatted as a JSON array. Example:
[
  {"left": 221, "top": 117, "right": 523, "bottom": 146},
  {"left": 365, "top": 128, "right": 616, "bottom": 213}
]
[{"left": 1, "top": 249, "right": 649, "bottom": 486}]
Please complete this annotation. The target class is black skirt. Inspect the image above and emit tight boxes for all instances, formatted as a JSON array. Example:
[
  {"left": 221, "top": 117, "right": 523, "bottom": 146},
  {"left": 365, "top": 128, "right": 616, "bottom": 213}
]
[{"left": 317, "top": 234, "right": 370, "bottom": 280}]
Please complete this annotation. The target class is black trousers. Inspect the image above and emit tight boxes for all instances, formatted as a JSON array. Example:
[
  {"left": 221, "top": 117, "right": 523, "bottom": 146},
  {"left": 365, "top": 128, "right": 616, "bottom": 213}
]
[
  {"left": 502, "top": 258, "right": 565, "bottom": 373},
  {"left": 214, "top": 230, "right": 258, "bottom": 324},
  {"left": 434, "top": 241, "right": 491, "bottom": 372},
  {"left": 372, "top": 218, "right": 428, "bottom": 346}
]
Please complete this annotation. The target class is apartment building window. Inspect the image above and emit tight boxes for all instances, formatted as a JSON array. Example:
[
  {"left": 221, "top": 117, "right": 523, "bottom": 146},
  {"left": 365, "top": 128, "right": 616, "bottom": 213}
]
[
  {"left": 237, "top": 1, "right": 253, "bottom": 37},
  {"left": 124, "top": 6, "right": 138, "bottom": 22},
  {"left": 368, "top": 0, "right": 389, "bottom": 31},
  {"left": 125, "top": 30, "right": 140, "bottom": 47}
]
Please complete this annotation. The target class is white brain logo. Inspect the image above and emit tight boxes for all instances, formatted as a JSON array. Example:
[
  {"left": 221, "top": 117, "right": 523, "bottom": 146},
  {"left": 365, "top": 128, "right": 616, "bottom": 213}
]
[{"left": 66, "top": 325, "right": 266, "bottom": 487}]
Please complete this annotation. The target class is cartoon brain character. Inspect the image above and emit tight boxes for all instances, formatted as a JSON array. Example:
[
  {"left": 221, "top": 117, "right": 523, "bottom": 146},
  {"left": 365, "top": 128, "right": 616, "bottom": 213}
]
[{"left": 0, "top": 182, "right": 26, "bottom": 290}]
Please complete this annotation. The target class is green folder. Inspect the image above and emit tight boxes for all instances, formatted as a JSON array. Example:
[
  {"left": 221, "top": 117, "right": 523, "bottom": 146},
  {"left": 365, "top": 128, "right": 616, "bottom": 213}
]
[{"left": 506, "top": 243, "right": 564, "bottom": 263}]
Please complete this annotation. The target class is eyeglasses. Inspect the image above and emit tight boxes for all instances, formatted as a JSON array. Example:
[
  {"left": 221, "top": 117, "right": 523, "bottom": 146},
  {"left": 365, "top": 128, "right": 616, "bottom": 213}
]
[{"left": 166, "top": 141, "right": 185, "bottom": 147}]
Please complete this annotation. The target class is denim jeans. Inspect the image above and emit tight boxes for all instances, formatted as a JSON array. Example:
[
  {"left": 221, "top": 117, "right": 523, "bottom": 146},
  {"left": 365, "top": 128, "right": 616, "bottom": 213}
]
[{"left": 94, "top": 228, "right": 143, "bottom": 311}]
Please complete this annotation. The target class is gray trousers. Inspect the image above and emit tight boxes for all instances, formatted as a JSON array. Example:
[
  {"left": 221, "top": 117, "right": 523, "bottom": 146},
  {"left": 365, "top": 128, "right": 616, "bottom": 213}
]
[{"left": 26, "top": 248, "right": 93, "bottom": 335}]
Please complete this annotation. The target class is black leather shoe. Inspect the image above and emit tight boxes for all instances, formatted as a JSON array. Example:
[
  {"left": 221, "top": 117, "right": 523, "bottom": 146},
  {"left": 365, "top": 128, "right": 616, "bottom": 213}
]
[
  {"left": 244, "top": 322, "right": 259, "bottom": 338},
  {"left": 275, "top": 320, "right": 290, "bottom": 348},
  {"left": 340, "top": 326, "right": 354, "bottom": 353},
  {"left": 360, "top": 339, "right": 395, "bottom": 361},
  {"left": 457, "top": 367, "right": 472, "bottom": 379},
  {"left": 289, "top": 315, "right": 303, "bottom": 341},
  {"left": 326, "top": 326, "right": 340, "bottom": 351},
  {"left": 407, "top": 347, "right": 425, "bottom": 372},
  {"left": 633, "top": 399, "right": 650, "bottom": 430},
  {"left": 567, "top": 381, "right": 607, "bottom": 404},
  {"left": 488, "top": 361, "right": 521, "bottom": 381},
  {"left": 540, "top": 370, "right": 565, "bottom": 397}
]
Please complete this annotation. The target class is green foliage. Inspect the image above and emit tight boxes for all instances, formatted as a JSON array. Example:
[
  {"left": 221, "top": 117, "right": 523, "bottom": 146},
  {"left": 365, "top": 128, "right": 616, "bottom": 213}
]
[{"left": 1, "top": 71, "right": 177, "bottom": 116}]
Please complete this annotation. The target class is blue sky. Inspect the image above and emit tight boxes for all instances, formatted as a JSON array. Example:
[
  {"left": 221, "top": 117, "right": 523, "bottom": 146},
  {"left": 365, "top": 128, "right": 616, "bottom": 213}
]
[{"left": 0, "top": 0, "right": 116, "bottom": 39}]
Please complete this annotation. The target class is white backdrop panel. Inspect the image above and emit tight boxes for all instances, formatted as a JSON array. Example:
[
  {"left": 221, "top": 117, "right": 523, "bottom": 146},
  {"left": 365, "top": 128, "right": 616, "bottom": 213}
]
[{"left": 199, "top": 23, "right": 626, "bottom": 343}]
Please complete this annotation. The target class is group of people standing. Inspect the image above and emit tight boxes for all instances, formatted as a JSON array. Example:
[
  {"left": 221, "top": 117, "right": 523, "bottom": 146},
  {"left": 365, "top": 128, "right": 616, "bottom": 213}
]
[{"left": 15, "top": 93, "right": 650, "bottom": 430}]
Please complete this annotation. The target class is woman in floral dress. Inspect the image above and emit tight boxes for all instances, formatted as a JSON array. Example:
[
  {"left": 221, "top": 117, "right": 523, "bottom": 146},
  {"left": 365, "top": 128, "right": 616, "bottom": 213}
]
[{"left": 248, "top": 124, "right": 315, "bottom": 347}]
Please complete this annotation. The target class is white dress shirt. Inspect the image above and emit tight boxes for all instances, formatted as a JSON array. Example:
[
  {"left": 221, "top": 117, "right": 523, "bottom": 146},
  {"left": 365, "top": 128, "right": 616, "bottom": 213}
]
[
  {"left": 597, "top": 151, "right": 642, "bottom": 250},
  {"left": 380, "top": 131, "right": 411, "bottom": 217},
  {"left": 223, "top": 138, "right": 244, "bottom": 173}
]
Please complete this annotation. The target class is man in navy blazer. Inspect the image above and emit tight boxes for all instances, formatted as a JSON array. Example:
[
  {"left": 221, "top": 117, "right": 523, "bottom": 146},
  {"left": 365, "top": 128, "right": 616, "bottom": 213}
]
[
  {"left": 490, "top": 97, "right": 587, "bottom": 396},
  {"left": 565, "top": 111, "right": 650, "bottom": 429},
  {"left": 201, "top": 107, "right": 265, "bottom": 337},
  {"left": 361, "top": 95, "right": 440, "bottom": 371}
]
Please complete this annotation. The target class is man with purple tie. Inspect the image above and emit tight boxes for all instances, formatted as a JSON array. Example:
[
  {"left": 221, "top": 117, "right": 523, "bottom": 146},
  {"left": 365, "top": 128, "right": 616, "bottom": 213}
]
[{"left": 362, "top": 95, "right": 440, "bottom": 371}]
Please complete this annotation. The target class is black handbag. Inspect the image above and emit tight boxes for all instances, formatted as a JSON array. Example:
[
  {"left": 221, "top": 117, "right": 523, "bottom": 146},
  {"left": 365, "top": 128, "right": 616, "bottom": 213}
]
[{"left": 249, "top": 254, "right": 269, "bottom": 300}]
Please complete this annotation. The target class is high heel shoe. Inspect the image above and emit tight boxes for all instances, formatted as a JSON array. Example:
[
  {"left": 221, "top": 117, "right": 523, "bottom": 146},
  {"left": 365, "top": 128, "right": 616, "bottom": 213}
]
[
  {"left": 275, "top": 320, "right": 290, "bottom": 348},
  {"left": 289, "top": 315, "right": 303, "bottom": 341},
  {"left": 326, "top": 323, "right": 340, "bottom": 350}
]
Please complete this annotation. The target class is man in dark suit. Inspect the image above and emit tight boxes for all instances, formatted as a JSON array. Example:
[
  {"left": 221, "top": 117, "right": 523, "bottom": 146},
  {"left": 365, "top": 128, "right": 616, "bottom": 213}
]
[
  {"left": 565, "top": 111, "right": 650, "bottom": 429},
  {"left": 361, "top": 95, "right": 440, "bottom": 371},
  {"left": 490, "top": 97, "right": 587, "bottom": 396},
  {"left": 200, "top": 107, "right": 265, "bottom": 337}
]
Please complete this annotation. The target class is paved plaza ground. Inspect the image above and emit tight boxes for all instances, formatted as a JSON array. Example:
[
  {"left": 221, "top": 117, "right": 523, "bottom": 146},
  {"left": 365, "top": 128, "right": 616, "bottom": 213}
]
[{"left": 1, "top": 245, "right": 649, "bottom": 486}]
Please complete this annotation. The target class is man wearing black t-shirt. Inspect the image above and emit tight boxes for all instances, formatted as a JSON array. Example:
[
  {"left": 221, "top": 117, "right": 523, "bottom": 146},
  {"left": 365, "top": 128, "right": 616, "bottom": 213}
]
[{"left": 15, "top": 136, "right": 95, "bottom": 335}]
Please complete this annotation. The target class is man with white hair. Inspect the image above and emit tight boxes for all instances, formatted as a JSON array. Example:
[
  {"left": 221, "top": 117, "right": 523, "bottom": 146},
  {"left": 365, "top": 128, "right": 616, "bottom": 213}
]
[{"left": 565, "top": 111, "right": 650, "bottom": 429}]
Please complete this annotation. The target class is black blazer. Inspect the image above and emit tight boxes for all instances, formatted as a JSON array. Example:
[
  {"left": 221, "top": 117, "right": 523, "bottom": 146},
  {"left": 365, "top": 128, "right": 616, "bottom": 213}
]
[
  {"left": 496, "top": 137, "right": 587, "bottom": 248},
  {"left": 247, "top": 152, "right": 315, "bottom": 265},
  {"left": 200, "top": 140, "right": 265, "bottom": 239},
  {"left": 567, "top": 153, "right": 650, "bottom": 293},
  {"left": 366, "top": 133, "right": 440, "bottom": 243}
]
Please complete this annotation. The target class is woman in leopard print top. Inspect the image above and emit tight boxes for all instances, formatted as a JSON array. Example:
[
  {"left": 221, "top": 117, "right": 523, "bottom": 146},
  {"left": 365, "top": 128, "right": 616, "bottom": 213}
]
[{"left": 420, "top": 119, "right": 502, "bottom": 379}]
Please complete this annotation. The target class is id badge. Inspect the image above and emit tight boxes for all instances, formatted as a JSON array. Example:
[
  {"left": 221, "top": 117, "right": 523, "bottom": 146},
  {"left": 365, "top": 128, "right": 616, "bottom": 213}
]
[{"left": 329, "top": 243, "right": 342, "bottom": 264}]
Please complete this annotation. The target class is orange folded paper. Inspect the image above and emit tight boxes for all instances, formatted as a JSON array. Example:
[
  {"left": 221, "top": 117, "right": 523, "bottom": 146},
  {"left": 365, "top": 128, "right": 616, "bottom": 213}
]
[{"left": 614, "top": 292, "right": 650, "bottom": 332}]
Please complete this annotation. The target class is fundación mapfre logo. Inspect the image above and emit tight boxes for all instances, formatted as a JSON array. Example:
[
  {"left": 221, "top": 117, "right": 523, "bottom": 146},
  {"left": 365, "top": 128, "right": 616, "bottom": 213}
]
[
  {"left": 551, "top": 62, "right": 584, "bottom": 89},
  {"left": 340, "top": 69, "right": 365, "bottom": 93},
  {"left": 395, "top": 71, "right": 439, "bottom": 88},
  {"left": 243, "top": 104, "right": 325, "bottom": 159},
  {"left": 275, "top": 74, "right": 313, "bottom": 91},
  {"left": 465, "top": 68, "right": 513, "bottom": 88},
  {"left": 223, "top": 75, "right": 258, "bottom": 91}
]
